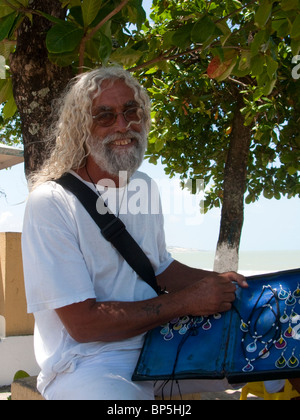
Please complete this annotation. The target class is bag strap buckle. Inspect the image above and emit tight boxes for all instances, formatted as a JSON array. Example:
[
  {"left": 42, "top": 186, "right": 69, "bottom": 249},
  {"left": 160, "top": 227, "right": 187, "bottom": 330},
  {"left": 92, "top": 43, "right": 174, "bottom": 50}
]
[{"left": 101, "top": 218, "right": 126, "bottom": 242}]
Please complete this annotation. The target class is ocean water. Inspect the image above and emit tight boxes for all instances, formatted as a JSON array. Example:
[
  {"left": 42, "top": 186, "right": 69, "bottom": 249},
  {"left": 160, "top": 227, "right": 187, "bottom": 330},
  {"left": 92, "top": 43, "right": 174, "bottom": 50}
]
[{"left": 169, "top": 248, "right": 300, "bottom": 276}]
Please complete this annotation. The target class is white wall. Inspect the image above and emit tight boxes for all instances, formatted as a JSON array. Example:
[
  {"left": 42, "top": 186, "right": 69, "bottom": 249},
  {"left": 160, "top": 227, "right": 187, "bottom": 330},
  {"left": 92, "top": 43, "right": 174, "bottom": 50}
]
[{"left": 0, "top": 336, "right": 39, "bottom": 386}]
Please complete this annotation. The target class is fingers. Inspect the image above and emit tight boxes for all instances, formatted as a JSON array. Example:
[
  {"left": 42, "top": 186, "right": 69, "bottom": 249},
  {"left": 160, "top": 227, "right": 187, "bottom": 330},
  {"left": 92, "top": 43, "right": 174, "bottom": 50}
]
[{"left": 219, "top": 271, "right": 249, "bottom": 288}]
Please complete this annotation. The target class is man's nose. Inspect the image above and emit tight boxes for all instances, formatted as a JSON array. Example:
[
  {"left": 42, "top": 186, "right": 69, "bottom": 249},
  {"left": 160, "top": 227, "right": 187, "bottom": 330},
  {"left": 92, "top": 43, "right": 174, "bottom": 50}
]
[{"left": 114, "top": 113, "right": 129, "bottom": 132}]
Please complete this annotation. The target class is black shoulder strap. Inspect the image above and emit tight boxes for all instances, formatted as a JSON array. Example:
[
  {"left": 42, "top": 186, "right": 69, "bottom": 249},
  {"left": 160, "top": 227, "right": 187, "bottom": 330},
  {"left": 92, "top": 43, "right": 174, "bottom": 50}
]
[{"left": 55, "top": 173, "right": 161, "bottom": 295}]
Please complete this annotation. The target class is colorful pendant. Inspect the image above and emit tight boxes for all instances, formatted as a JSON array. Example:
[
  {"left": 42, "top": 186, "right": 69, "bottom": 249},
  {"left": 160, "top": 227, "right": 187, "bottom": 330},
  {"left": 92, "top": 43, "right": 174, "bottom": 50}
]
[
  {"left": 284, "top": 324, "right": 295, "bottom": 339},
  {"left": 290, "top": 309, "right": 300, "bottom": 324},
  {"left": 240, "top": 320, "right": 249, "bottom": 333},
  {"left": 160, "top": 324, "right": 170, "bottom": 335},
  {"left": 293, "top": 284, "right": 300, "bottom": 299},
  {"left": 280, "top": 309, "right": 289, "bottom": 324},
  {"left": 259, "top": 346, "right": 270, "bottom": 359},
  {"left": 288, "top": 350, "right": 299, "bottom": 369},
  {"left": 278, "top": 285, "right": 289, "bottom": 301},
  {"left": 275, "top": 352, "right": 287, "bottom": 369},
  {"left": 275, "top": 335, "right": 287, "bottom": 350},
  {"left": 286, "top": 293, "right": 297, "bottom": 307},
  {"left": 242, "top": 361, "right": 254, "bottom": 373},
  {"left": 246, "top": 340, "right": 257, "bottom": 353},
  {"left": 163, "top": 330, "right": 174, "bottom": 341},
  {"left": 179, "top": 324, "right": 189, "bottom": 335},
  {"left": 202, "top": 319, "right": 212, "bottom": 331}
]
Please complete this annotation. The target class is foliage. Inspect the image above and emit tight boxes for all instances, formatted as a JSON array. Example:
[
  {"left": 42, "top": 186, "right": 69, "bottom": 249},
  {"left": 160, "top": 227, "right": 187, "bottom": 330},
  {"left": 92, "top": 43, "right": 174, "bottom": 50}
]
[
  {"left": 0, "top": 0, "right": 299, "bottom": 211},
  {"left": 130, "top": 0, "right": 300, "bottom": 209}
]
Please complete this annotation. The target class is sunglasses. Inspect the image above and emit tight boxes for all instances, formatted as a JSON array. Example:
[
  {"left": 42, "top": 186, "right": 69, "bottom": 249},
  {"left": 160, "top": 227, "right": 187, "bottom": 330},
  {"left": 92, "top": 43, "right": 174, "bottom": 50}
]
[{"left": 92, "top": 107, "right": 144, "bottom": 127}]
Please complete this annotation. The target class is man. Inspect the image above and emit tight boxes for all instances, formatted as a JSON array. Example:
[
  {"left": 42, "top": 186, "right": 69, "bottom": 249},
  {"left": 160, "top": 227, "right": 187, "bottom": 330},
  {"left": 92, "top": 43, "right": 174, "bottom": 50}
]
[{"left": 22, "top": 67, "right": 248, "bottom": 400}]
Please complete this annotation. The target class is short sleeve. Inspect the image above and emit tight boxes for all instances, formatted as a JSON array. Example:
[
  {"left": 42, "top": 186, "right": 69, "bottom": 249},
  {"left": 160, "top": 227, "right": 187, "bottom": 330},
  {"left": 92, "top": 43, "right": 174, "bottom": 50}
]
[{"left": 22, "top": 184, "right": 96, "bottom": 313}]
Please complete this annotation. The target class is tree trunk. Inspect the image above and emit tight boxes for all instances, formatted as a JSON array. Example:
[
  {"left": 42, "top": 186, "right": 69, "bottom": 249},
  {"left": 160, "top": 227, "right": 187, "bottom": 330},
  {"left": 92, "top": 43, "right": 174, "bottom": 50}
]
[
  {"left": 214, "top": 92, "right": 252, "bottom": 273},
  {"left": 9, "top": 0, "right": 73, "bottom": 176}
]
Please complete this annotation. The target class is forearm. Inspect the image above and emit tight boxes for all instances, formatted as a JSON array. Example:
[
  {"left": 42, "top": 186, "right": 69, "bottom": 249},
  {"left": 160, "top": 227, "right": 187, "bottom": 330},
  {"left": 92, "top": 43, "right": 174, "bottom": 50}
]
[
  {"left": 157, "top": 259, "right": 216, "bottom": 292},
  {"left": 56, "top": 270, "right": 247, "bottom": 344},
  {"left": 56, "top": 291, "right": 189, "bottom": 343}
]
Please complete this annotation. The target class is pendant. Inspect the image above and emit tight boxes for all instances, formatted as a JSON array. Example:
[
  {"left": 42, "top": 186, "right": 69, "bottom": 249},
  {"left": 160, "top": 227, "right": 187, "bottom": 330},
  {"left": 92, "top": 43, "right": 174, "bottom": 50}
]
[
  {"left": 163, "top": 330, "right": 174, "bottom": 341},
  {"left": 242, "top": 361, "right": 254, "bottom": 373},
  {"left": 240, "top": 320, "right": 249, "bottom": 333},
  {"left": 286, "top": 293, "right": 297, "bottom": 307},
  {"left": 246, "top": 340, "right": 257, "bottom": 353},
  {"left": 280, "top": 310, "right": 289, "bottom": 324},
  {"left": 293, "top": 284, "right": 300, "bottom": 299},
  {"left": 160, "top": 324, "right": 170, "bottom": 335},
  {"left": 288, "top": 350, "right": 299, "bottom": 369},
  {"left": 202, "top": 319, "right": 212, "bottom": 331},
  {"left": 275, "top": 335, "right": 287, "bottom": 350},
  {"left": 290, "top": 309, "right": 300, "bottom": 324},
  {"left": 284, "top": 324, "right": 295, "bottom": 339},
  {"left": 194, "top": 316, "right": 204, "bottom": 325},
  {"left": 275, "top": 352, "right": 287, "bottom": 369},
  {"left": 173, "top": 322, "right": 183, "bottom": 331},
  {"left": 278, "top": 285, "right": 289, "bottom": 301},
  {"left": 179, "top": 324, "right": 189, "bottom": 335},
  {"left": 259, "top": 346, "right": 270, "bottom": 359}
]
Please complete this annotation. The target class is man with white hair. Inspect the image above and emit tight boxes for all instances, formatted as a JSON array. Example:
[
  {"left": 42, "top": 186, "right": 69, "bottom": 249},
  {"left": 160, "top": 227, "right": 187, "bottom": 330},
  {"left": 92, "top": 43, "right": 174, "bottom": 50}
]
[{"left": 22, "top": 67, "right": 248, "bottom": 400}]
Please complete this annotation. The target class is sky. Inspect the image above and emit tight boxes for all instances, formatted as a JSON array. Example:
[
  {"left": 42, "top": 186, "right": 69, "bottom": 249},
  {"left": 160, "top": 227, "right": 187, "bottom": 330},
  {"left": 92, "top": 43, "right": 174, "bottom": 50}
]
[{"left": 0, "top": 159, "right": 299, "bottom": 252}]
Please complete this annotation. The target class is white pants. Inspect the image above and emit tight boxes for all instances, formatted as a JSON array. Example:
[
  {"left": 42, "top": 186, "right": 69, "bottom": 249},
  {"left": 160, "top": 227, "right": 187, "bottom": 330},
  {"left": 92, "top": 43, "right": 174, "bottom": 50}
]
[{"left": 43, "top": 348, "right": 239, "bottom": 400}]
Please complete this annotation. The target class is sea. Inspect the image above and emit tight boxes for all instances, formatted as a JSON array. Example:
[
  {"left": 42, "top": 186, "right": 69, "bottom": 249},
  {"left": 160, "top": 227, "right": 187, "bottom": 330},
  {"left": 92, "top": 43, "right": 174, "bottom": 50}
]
[{"left": 168, "top": 247, "right": 300, "bottom": 277}]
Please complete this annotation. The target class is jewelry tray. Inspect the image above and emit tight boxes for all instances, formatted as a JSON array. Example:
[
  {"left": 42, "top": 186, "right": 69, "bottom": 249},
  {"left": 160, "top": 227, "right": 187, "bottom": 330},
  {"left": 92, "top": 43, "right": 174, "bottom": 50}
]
[{"left": 132, "top": 268, "right": 300, "bottom": 384}]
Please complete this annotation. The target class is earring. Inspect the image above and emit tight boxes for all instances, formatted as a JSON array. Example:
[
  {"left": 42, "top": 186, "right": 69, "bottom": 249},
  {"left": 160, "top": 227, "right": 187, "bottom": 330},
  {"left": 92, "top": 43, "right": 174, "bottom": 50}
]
[
  {"left": 288, "top": 349, "right": 299, "bottom": 369},
  {"left": 275, "top": 349, "right": 287, "bottom": 369}
]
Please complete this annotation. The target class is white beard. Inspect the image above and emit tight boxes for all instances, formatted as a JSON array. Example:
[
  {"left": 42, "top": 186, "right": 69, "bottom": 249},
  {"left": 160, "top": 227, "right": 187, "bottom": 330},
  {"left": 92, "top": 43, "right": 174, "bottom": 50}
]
[{"left": 87, "top": 129, "right": 148, "bottom": 180}]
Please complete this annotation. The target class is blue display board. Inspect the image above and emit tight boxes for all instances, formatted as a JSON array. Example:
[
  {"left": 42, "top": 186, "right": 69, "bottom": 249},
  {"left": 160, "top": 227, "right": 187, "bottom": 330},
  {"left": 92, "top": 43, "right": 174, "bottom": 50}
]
[{"left": 132, "top": 269, "right": 300, "bottom": 383}]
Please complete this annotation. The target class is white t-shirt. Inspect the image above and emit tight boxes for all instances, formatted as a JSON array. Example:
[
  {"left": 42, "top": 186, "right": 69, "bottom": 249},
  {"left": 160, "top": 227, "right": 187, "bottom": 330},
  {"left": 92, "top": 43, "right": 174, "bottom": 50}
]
[{"left": 22, "top": 171, "right": 173, "bottom": 393}]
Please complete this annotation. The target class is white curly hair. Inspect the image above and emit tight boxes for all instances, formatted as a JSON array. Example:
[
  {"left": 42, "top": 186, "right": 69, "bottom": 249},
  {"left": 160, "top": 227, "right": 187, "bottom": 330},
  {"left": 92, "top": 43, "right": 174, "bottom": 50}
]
[{"left": 29, "top": 67, "right": 151, "bottom": 190}]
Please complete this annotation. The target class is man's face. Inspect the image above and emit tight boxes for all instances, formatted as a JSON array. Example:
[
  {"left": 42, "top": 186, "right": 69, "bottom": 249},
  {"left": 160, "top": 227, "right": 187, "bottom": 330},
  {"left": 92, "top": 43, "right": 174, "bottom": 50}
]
[{"left": 88, "top": 79, "right": 148, "bottom": 180}]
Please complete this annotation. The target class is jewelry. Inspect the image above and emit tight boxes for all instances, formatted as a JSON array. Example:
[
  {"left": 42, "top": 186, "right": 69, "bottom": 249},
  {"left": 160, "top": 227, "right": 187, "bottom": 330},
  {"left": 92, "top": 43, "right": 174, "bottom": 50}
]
[
  {"left": 275, "top": 349, "right": 287, "bottom": 369},
  {"left": 280, "top": 309, "right": 289, "bottom": 324},
  {"left": 275, "top": 334, "right": 287, "bottom": 350},
  {"left": 293, "top": 284, "right": 300, "bottom": 299},
  {"left": 278, "top": 285, "right": 289, "bottom": 301},
  {"left": 287, "top": 348, "right": 299, "bottom": 369},
  {"left": 234, "top": 285, "right": 281, "bottom": 373},
  {"left": 284, "top": 323, "right": 295, "bottom": 339}
]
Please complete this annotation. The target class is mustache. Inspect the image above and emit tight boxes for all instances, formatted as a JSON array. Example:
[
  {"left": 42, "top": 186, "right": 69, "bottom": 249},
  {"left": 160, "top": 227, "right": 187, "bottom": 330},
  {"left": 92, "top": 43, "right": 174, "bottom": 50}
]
[{"left": 101, "top": 131, "right": 145, "bottom": 146}]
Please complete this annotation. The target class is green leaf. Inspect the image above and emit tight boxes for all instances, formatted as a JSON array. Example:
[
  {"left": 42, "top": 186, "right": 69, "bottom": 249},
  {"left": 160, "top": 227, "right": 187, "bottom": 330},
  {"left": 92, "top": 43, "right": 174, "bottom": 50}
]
[
  {"left": 13, "top": 370, "right": 30, "bottom": 381},
  {"left": 98, "top": 32, "right": 112, "bottom": 63},
  {"left": 0, "top": 3, "right": 14, "bottom": 19},
  {"left": 110, "top": 47, "right": 143, "bottom": 67},
  {"left": 0, "top": 12, "right": 17, "bottom": 42},
  {"left": 266, "top": 56, "right": 278, "bottom": 79},
  {"left": 81, "top": 0, "right": 102, "bottom": 27},
  {"left": 0, "top": 79, "right": 13, "bottom": 103},
  {"left": 250, "top": 54, "right": 265, "bottom": 76},
  {"left": 46, "top": 22, "right": 84, "bottom": 54},
  {"left": 172, "top": 24, "right": 193, "bottom": 49},
  {"left": 191, "top": 16, "right": 216, "bottom": 44},
  {"left": 281, "top": 0, "right": 299, "bottom": 11},
  {"left": 2, "top": 94, "right": 17, "bottom": 119},
  {"left": 291, "top": 14, "right": 300, "bottom": 39},
  {"left": 255, "top": 0, "right": 273, "bottom": 28}
]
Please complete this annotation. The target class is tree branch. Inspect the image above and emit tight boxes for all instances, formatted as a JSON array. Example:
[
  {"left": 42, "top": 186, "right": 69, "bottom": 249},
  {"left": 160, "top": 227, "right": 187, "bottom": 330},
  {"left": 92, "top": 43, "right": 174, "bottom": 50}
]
[{"left": 78, "top": 0, "right": 130, "bottom": 72}]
